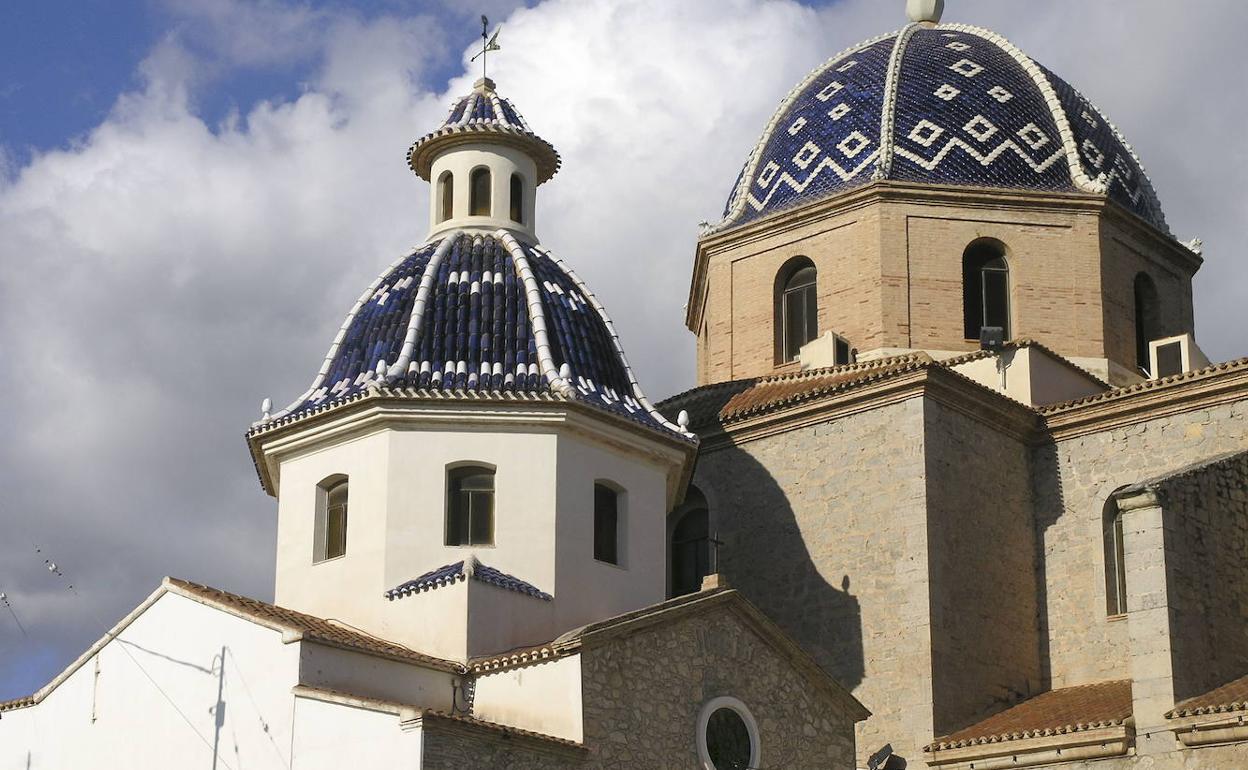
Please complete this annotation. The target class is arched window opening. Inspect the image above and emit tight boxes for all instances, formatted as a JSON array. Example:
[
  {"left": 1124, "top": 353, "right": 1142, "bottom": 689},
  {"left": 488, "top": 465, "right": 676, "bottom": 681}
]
[
  {"left": 469, "top": 167, "right": 492, "bottom": 217},
  {"left": 1134, "top": 273, "right": 1161, "bottom": 373},
  {"left": 594, "top": 482, "right": 622, "bottom": 565},
  {"left": 437, "top": 171, "right": 454, "bottom": 223},
  {"left": 963, "top": 239, "right": 1011, "bottom": 341},
  {"left": 447, "top": 465, "right": 495, "bottom": 546},
  {"left": 775, "top": 258, "right": 818, "bottom": 363},
  {"left": 314, "top": 476, "right": 348, "bottom": 562},
  {"left": 670, "top": 487, "right": 710, "bottom": 597},
  {"left": 1104, "top": 496, "right": 1128, "bottom": 616},
  {"left": 509, "top": 173, "right": 524, "bottom": 223}
]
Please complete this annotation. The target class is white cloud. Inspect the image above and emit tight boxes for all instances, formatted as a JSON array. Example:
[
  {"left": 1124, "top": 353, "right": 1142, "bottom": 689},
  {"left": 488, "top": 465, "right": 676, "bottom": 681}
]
[{"left": 1, "top": 0, "right": 1246, "bottom": 696}]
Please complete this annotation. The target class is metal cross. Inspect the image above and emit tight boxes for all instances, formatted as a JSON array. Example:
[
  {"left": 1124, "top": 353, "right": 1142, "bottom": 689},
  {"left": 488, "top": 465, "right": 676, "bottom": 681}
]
[
  {"left": 709, "top": 530, "right": 725, "bottom": 574},
  {"left": 470, "top": 15, "right": 502, "bottom": 81}
]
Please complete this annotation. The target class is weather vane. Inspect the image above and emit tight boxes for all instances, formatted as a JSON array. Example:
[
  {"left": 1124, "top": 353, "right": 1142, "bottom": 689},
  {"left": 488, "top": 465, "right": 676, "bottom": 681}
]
[{"left": 470, "top": 15, "right": 502, "bottom": 81}]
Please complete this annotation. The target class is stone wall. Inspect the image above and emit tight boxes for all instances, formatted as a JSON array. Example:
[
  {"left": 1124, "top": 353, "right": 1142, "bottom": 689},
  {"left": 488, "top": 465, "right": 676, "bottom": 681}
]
[
  {"left": 923, "top": 399, "right": 1042, "bottom": 736},
  {"left": 693, "top": 397, "right": 936, "bottom": 765},
  {"left": 1034, "top": 397, "right": 1248, "bottom": 691},
  {"left": 578, "top": 606, "right": 859, "bottom": 769},
  {"left": 1159, "top": 451, "right": 1248, "bottom": 702},
  {"left": 421, "top": 726, "right": 582, "bottom": 770}
]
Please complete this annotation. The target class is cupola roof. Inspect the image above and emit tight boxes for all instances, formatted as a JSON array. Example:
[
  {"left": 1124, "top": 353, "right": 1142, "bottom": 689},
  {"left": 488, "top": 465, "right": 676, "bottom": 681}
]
[
  {"left": 712, "top": 24, "right": 1168, "bottom": 235},
  {"left": 407, "top": 78, "right": 561, "bottom": 184}
]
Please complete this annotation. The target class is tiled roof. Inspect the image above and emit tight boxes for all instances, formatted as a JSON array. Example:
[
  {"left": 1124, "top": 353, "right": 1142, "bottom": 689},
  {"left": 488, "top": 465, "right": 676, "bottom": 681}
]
[
  {"left": 254, "top": 231, "right": 689, "bottom": 443},
  {"left": 407, "top": 78, "right": 560, "bottom": 184},
  {"left": 926, "top": 680, "right": 1133, "bottom": 751},
  {"left": 1040, "top": 357, "right": 1248, "bottom": 414},
  {"left": 660, "top": 353, "right": 933, "bottom": 429},
  {"left": 1169, "top": 673, "right": 1248, "bottom": 718},
  {"left": 166, "top": 578, "right": 463, "bottom": 672},
  {"left": 385, "top": 558, "right": 552, "bottom": 602},
  {"left": 940, "top": 338, "right": 1109, "bottom": 388},
  {"left": 713, "top": 24, "right": 1169, "bottom": 236}
]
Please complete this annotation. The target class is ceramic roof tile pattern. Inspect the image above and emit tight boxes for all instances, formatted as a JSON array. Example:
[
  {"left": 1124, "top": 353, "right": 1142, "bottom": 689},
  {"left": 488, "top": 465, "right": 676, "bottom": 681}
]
[
  {"left": 0, "top": 695, "right": 34, "bottom": 712},
  {"left": 407, "top": 81, "right": 560, "bottom": 183},
  {"left": 166, "top": 578, "right": 462, "bottom": 671},
  {"left": 715, "top": 24, "right": 1169, "bottom": 235},
  {"left": 261, "top": 231, "right": 688, "bottom": 442},
  {"left": 927, "top": 680, "right": 1133, "bottom": 750},
  {"left": 385, "top": 559, "right": 552, "bottom": 601},
  {"left": 1169, "top": 672, "right": 1248, "bottom": 718}
]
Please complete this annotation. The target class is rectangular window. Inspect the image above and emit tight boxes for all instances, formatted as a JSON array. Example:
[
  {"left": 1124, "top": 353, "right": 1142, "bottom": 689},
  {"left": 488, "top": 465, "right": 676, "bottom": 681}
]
[
  {"left": 314, "top": 479, "right": 348, "bottom": 563},
  {"left": 447, "top": 466, "right": 495, "bottom": 546},
  {"left": 594, "top": 484, "right": 619, "bottom": 564},
  {"left": 782, "top": 285, "right": 817, "bottom": 361},
  {"left": 982, "top": 269, "right": 1010, "bottom": 336}
]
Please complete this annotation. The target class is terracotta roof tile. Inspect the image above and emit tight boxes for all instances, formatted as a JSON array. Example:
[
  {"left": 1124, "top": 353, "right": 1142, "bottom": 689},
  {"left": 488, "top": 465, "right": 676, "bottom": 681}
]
[
  {"left": 927, "top": 680, "right": 1132, "bottom": 751},
  {"left": 1169, "top": 672, "right": 1248, "bottom": 718},
  {"left": 166, "top": 578, "right": 463, "bottom": 673},
  {"left": 1040, "top": 357, "right": 1248, "bottom": 414}
]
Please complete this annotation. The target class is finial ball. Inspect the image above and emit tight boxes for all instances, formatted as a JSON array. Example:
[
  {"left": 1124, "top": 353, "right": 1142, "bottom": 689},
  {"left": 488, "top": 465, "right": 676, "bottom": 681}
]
[{"left": 906, "top": 0, "right": 945, "bottom": 23}]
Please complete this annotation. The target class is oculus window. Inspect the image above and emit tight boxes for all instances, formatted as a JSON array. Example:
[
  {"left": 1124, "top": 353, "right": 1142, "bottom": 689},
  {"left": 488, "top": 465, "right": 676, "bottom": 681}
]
[
  {"left": 776, "top": 258, "right": 818, "bottom": 363},
  {"left": 469, "top": 167, "right": 492, "bottom": 216},
  {"left": 313, "top": 476, "right": 348, "bottom": 562},
  {"left": 447, "top": 465, "right": 495, "bottom": 546},
  {"left": 594, "top": 483, "right": 621, "bottom": 565},
  {"left": 963, "top": 239, "right": 1011, "bottom": 340},
  {"left": 697, "top": 697, "right": 760, "bottom": 770}
]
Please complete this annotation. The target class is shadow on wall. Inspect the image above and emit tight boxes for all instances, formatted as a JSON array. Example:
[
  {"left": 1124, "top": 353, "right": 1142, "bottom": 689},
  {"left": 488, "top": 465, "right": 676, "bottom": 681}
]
[{"left": 697, "top": 445, "right": 865, "bottom": 693}]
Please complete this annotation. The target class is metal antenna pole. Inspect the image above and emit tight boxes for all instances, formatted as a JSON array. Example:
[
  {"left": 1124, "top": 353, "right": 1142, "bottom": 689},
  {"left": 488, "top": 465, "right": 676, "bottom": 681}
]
[{"left": 481, "top": 15, "right": 489, "bottom": 80}]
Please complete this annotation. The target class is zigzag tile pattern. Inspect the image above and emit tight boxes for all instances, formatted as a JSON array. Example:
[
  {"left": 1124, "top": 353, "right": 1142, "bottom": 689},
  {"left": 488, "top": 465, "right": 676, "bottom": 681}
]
[{"left": 717, "top": 25, "right": 1168, "bottom": 235}]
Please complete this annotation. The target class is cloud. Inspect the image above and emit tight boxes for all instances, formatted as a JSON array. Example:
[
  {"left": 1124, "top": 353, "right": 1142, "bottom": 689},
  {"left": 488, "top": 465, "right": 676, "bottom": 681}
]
[{"left": 1, "top": 0, "right": 1246, "bottom": 699}]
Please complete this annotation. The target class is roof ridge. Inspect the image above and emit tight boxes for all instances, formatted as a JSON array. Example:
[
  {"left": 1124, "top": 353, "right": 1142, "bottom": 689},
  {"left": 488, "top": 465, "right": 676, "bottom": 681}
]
[
  {"left": 1041, "top": 357, "right": 1248, "bottom": 414},
  {"left": 874, "top": 23, "right": 922, "bottom": 180}
]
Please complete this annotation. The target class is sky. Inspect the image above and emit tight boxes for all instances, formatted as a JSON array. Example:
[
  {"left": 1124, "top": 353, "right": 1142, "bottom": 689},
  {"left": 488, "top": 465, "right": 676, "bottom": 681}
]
[{"left": 1, "top": 0, "right": 1246, "bottom": 700}]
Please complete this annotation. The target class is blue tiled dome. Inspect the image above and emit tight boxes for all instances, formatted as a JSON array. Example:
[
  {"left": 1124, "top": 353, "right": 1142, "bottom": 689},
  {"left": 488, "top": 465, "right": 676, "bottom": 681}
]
[
  {"left": 264, "top": 231, "right": 687, "bottom": 440},
  {"left": 714, "top": 24, "right": 1167, "bottom": 234},
  {"left": 407, "top": 78, "right": 561, "bottom": 184}
]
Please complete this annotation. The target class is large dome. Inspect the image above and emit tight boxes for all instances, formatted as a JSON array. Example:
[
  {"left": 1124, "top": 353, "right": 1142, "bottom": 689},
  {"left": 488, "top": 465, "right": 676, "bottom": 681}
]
[{"left": 714, "top": 23, "right": 1167, "bottom": 234}]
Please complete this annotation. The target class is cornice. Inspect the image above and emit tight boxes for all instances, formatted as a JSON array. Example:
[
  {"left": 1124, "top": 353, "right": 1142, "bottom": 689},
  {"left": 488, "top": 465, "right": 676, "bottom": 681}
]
[
  {"left": 1041, "top": 359, "right": 1248, "bottom": 441},
  {"left": 925, "top": 723, "right": 1131, "bottom": 768}
]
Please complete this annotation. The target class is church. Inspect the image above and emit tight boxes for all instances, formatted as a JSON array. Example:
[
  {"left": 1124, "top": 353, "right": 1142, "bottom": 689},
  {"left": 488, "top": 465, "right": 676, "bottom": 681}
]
[{"left": 4, "top": 1, "right": 1248, "bottom": 768}]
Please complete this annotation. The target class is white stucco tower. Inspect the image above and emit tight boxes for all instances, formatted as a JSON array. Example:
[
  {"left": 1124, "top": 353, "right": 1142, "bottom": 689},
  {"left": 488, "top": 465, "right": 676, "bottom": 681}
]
[{"left": 247, "top": 79, "right": 696, "bottom": 663}]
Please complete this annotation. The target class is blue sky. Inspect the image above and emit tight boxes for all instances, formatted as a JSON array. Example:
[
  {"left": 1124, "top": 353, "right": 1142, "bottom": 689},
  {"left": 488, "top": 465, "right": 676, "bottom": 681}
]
[{"left": 1, "top": 0, "right": 1245, "bottom": 703}]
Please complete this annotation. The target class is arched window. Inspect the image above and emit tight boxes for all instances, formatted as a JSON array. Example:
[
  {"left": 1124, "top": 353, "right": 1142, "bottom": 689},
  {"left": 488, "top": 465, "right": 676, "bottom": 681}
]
[
  {"left": 446, "top": 465, "right": 495, "bottom": 546},
  {"left": 775, "top": 258, "right": 818, "bottom": 363},
  {"left": 1104, "top": 496, "right": 1128, "bottom": 616},
  {"left": 469, "top": 167, "right": 491, "bottom": 217},
  {"left": 670, "top": 487, "right": 710, "bottom": 597},
  {"left": 963, "top": 239, "right": 1011, "bottom": 340},
  {"left": 1134, "top": 273, "right": 1160, "bottom": 373},
  {"left": 594, "top": 482, "right": 622, "bottom": 565},
  {"left": 436, "top": 171, "right": 454, "bottom": 223},
  {"left": 314, "top": 476, "right": 348, "bottom": 562},
  {"left": 509, "top": 173, "right": 524, "bottom": 223}
]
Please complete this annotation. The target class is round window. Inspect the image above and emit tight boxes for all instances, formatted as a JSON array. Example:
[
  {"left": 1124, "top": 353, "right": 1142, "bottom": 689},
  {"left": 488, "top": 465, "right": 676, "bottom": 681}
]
[{"left": 697, "top": 697, "right": 760, "bottom": 770}]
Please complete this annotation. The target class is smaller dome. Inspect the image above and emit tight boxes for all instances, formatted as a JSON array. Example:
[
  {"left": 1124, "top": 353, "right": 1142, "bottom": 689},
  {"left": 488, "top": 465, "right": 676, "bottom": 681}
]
[
  {"left": 263, "top": 231, "right": 685, "bottom": 440},
  {"left": 408, "top": 78, "right": 561, "bottom": 184}
]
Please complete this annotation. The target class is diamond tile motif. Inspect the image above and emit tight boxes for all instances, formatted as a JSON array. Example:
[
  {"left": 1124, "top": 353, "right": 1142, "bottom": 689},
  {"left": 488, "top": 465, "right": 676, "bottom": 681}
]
[
  {"left": 946, "top": 41, "right": 970, "bottom": 52},
  {"left": 788, "top": 117, "right": 807, "bottom": 136},
  {"left": 793, "top": 141, "right": 821, "bottom": 169},
  {"left": 988, "top": 85, "right": 1014, "bottom": 103},
  {"left": 934, "top": 84, "right": 961, "bottom": 101},
  {"left": 1017, "top": 123, "right": 1050, "bottom": 150},
  {"left": 1082, "top": 139, "right": 1105, "bottom": 169},
  {"left": 816, "top": 80, "right": 845, "bottom": 102},
  {"left": 963, "top": 115, "right": 999, "bottom": 142},
  {"left": 908, "top": 119, "right": 945, "bottom": 148},
  {"left": 949, "top": 58, "right": 985, "bottom": 78},
  {"left": 837, "top": 131, "right": 871, "bottom": 158},
  {"left": 758, "top": 160, "right": 781, "bottom": 187},
  {"left": 828, "top": 103, "right": 851, "bottom": 121},
  {"left": 836, "top": 60, "right": 859, "bottom": 72}
]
